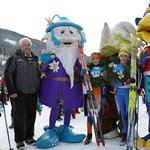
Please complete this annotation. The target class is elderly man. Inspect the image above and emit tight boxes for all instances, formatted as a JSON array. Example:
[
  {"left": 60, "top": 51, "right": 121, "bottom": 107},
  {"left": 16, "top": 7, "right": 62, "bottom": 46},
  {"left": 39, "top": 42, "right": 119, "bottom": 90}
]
[{"left": 4, "top": 37, "right": 41, "bottom": 149}]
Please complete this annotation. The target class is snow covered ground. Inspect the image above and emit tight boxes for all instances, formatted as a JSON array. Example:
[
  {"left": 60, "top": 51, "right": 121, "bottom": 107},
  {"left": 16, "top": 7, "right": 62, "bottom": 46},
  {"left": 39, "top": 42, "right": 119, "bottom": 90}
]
[{"left": 0, "top": 96, "right": 148, "bottom": 150}]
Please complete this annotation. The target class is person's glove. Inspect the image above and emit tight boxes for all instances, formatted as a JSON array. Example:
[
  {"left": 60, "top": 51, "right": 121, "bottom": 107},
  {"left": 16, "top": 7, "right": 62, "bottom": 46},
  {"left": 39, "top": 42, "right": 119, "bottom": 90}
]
[
  {"left": 80, "top": 69, "right": 87, "bottom": 77},
  {"left": 126, "top": 78, "right": 136, "bottom": 84},
  {"left": 138, "top": 63, "right": 144, "bottom": 73},
  {"left": 101, "top": 96, "right": 107, "bottom": 107},
  {"left": 0, "top": 92, "right": 8, "bottom": 105},
  {"left": 140, "top": 49, "right": 149, "bottom": 65}
]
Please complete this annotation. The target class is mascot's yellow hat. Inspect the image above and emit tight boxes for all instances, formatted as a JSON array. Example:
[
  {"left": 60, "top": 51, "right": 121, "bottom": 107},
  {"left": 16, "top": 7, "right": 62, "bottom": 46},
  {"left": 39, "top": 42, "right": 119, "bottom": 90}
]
[{"left": 118, "top": 47, "right": 130, "bottom": 58}]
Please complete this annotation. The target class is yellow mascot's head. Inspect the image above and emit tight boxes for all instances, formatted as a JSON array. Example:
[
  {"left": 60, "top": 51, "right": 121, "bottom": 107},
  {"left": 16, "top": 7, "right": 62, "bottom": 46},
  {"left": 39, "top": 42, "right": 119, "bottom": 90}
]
[{"left": 135, "top": 4, "right": 150, "bottom": 43}]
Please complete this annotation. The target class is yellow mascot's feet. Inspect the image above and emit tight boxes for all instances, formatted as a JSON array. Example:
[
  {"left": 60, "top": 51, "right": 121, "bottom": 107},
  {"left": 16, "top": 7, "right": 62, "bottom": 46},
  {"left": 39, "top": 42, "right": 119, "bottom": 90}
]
[
  {"left": 134, "top": 138, "right": 146, "bottom": 148},
  {"left": 144, "top": 139, "right": 150, "bottom": 150}
]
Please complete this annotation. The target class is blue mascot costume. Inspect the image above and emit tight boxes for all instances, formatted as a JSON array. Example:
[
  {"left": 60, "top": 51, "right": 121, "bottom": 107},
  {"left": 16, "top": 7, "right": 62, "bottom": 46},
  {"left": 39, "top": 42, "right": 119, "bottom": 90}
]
[{"left": 36, "top": 15, "right": 86, "bottom": 148}]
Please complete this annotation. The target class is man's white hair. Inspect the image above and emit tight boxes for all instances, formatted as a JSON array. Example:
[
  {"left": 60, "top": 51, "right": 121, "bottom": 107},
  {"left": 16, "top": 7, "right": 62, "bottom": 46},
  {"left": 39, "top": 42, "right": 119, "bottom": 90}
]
[{"left": 19, "top": 37, "right": 32, "bottom": 46}]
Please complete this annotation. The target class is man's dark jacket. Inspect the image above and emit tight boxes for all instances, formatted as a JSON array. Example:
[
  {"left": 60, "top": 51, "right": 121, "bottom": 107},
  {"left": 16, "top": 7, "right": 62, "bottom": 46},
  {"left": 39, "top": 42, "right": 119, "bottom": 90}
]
[{"left": 4, "top": 49, "right": 40, "bottom": 95}]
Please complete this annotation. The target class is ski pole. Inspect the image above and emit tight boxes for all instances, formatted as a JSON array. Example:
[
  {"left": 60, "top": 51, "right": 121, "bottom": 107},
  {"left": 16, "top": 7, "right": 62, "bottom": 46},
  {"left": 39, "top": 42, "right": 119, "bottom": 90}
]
[
  {"left": 134, "top": 69, "right": 142, "bottom": 149},
  {"left": 2, "top": 103, "right": 13, "bottom": 150}
]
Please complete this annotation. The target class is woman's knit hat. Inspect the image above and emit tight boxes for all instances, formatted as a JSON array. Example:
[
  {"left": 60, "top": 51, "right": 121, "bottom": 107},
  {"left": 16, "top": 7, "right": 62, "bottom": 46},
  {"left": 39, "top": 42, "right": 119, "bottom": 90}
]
[{"left": 118, "top": 47, "right": 130, "bottom": 58}]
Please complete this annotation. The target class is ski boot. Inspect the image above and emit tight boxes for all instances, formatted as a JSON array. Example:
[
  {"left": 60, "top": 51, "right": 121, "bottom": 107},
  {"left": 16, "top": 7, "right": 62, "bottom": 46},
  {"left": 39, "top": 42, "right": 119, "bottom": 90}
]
[
  {"left": 120, "top": 133, "right": 127, "bottom": 146},
  {"left": 84, "top": 133, "right": 92, "bottom": 145}
]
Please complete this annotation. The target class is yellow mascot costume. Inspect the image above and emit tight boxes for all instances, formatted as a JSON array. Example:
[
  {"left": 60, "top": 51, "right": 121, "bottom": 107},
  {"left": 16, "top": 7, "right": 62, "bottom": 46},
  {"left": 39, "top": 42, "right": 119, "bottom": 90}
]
[{"left": 135, "top": 3, "right": 150, "bottom": 149}]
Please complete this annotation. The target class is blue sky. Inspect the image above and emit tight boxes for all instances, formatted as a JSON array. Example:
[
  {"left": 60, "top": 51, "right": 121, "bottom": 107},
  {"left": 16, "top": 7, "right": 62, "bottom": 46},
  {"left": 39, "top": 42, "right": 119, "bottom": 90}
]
[{"left": 0, "top": 0, "right": 149, "bottom": 55}]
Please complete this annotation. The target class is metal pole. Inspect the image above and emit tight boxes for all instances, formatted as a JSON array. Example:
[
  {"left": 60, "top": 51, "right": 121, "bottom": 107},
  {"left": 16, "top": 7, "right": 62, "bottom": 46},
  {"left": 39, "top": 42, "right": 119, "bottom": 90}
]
[{"left": 2, "top": 103, "right": 13, "bottom": 150}]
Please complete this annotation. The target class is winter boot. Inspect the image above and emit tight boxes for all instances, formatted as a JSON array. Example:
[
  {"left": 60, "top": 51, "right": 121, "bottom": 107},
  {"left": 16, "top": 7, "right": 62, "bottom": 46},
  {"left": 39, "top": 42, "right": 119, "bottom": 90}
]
[
  {"left": 36, "top": 127, "right": 60, "bottom": 148},
  {"left": 9, "top": 117, "right": 14, "bottom": 129},
  {"left": 16, "top": 141, "right": 25, "bottom": 149},
  {"left": 59, "top": 125, "right": 86, "bottom": 143},
  {"left": 84, "top": 133, "right": 92, "bottom": 145},
  {"left": 25, "top": 138, "right": 36, "bottom": 145},
  {"left": 120, "top": 133, "right": 127, "bottom": 146}
]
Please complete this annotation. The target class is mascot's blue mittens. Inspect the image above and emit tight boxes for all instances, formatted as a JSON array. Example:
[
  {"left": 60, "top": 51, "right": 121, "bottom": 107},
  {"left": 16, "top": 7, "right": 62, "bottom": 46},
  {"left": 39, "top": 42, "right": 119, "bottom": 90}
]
[
  {"left": 40, "top": 53, "right": 53, "bottom": 63},
  {"left": 59, "top": 125, "right": 86, "bottom": 143},
  {"left": 140, "top": 49, "right": 149, "bottom": 65},
  {"left": 36, "top": 127, "right": 60, "bottom": 148}
]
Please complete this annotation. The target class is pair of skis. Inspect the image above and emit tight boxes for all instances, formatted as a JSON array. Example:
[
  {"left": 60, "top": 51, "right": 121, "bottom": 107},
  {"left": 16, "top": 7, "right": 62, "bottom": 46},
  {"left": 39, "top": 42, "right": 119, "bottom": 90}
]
[
  {"left": 126, "top": 36, "right": 139, "bottom": 150},
  {"left": 79, "top": 48, "right": 105, "bottom": 146}
]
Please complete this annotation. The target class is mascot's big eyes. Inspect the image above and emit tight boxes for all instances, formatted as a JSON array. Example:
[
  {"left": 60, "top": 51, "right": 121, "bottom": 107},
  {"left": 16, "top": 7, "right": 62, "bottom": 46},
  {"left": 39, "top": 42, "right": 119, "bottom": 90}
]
[
  {"left": 69, "top": 29, "right": 75, "bottom": 36},
  {"left": 69, "top": 30, "right": 74, "bottom": 35},
  {"left": 58, "top": 29, "right": 66, "bottom": 36}
]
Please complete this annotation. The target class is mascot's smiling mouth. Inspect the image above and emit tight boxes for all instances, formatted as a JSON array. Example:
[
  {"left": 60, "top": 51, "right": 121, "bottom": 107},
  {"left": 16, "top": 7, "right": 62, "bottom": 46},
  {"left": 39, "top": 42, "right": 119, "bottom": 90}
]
[{"left": 63, "top": 42, "right": 72, "bottom": 45}]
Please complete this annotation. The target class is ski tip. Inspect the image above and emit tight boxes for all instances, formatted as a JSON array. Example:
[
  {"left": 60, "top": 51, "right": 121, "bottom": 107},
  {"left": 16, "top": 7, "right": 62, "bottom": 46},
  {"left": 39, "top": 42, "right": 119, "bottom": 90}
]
[{"left": 79, "top": 47, "right": 84, "bottom": 55}]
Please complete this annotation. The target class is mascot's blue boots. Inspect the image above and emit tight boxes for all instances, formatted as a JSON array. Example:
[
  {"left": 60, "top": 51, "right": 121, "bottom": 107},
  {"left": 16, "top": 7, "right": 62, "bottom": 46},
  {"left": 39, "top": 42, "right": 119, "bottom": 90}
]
[
  {"left": 36, "top": 125, "right": 86, "bottom": 148},
  {"left": 36, "top": 126, "right": 60, "bottom": 148},
  {"left": 59, "top": 125, "right": 86, "bottom": 143}
]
